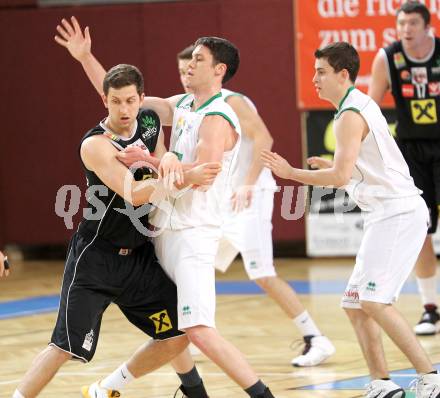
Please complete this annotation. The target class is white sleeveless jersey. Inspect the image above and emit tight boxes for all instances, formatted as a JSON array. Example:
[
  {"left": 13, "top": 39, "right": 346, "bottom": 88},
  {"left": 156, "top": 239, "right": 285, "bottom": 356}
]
[
  {"left": 338, "top": 87, "right": 420, "bottom": 211},
  {"left": 221, "top": 89, "right": 276, "bottom": 190},
  {"left": 153, "top": 92, "right": 241, "bottom": 230}
]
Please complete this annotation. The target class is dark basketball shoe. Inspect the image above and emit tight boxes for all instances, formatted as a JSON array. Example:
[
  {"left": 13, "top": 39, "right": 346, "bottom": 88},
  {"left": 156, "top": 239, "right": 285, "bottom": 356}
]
[
  {"left": 255, "top": 387, "right": 276, "bottom": 397},
  {"left": 174, "top": 382, "right": 209, "bottom": 398},
  {"left": 414, "top": 304, "right": 440, "bottom": 335}
]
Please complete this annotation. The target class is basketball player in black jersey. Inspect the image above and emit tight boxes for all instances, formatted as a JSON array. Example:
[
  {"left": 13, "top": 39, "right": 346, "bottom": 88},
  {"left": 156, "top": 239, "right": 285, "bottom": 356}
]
[
  {"left": 369, "top": 2, "right": 440, "bottom": 336},
  {"left": 12, "top": 64, "right": 220, "bottom": 398},
  {"left": 0, "top": 250, "right": 9, "bottom": 278}
]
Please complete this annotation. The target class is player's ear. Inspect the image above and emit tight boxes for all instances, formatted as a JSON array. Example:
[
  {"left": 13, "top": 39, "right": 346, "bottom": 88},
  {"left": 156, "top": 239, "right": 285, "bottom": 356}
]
[
  {"left": 140, "top": 93, "right": 145, "bottom": 103},
  {"left": 215, "top": 62, "right": 227, "bottom": 79},
  {"left": 101, "top": 94, "right": 108, "bottom": 109}
]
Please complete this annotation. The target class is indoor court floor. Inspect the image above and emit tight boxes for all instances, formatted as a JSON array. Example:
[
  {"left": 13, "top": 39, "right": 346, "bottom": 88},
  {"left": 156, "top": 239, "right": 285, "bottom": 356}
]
[{"left": 1, "top": 257, "right": 439, "bottom": 397}]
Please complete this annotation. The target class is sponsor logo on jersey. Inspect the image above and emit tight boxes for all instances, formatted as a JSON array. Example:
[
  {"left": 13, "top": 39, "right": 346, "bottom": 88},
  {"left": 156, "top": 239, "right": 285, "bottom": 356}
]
[
  {"left": 249, "top": 260, "right": 258, "bottom": 269},
  {"left": 82, "top": 329, "right": 94, "bottom": 351},
  {"left": 149, "top": 310, "right": 173, "bottom": 334},
  {"left": 411, "top": 67, "right": 428, "bottom": 85},
  {"left": 400, "top": 69, "right": 411, "bottom": 81},
  {"left": 429, "top": 82, "right": 440, "bottom": 97},
  {"left": 366, "top": 281, "right": 376, "bottom": 292},
  {"left": 432, "top": 66, "right": 440, "bottom": 75},
  {"left": 141, "top": 115, "right": 156, "bottom": 129},
  {"left": 393, "top": 52, "right": 406, "bottom": 69},
  {"left": 142, "top": 127, "right": 157, "bottom": 141},
  {"left": 401, "top": 84, "right": 414, "bottom": 98},
  {"left": 342, "top": 284, "right": 359, "bottom": 304},
  {"left": 141, "top": 115, "right": 158, "bottom": 140},
  {"left": 182, "top": 305, "right": 191, "bottom": 316},
  {"left": 410, "top": 99, "right": 438, "bottom": 124}
]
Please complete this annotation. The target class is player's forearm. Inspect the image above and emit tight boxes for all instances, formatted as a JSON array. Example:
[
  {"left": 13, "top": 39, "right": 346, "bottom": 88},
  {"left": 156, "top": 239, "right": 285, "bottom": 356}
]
[
  {"left": 80, "top": 53, "right": 106, "bottom": 96},
  {"left": 130, "top": 179, "right": 159, "bottom": 206},
  {"left": 244, "top": 134, "right": 273, "bottom": 186},
  {"left": 289, "top": 167, "right": 349, "bottom": 188}
]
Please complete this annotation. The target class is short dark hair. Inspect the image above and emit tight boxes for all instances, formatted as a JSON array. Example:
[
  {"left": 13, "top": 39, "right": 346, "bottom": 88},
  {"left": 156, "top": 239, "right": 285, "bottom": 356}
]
[
  {"left": 177, "top": 44, "right": 195, "bottom": 61},
  {"left": 314, "top": 42, "right": 360, "bottom": 83},
  {"left": 103, "top": 64, "right": 144, "bottom": 96},
  {"left": 194, "top": 36, "right": 240, "bottom": 84},
  {"left": 397, "top": 1, "right": 430, "bottom": 26}
]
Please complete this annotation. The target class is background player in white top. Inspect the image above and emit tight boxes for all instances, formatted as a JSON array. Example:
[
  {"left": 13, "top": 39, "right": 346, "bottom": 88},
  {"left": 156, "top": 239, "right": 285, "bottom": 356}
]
[
  {"left": 176, "top": 45, "right": 335, "bottom": 367},
  {"left": 263, "top": 42, "right": 440, "bottom": 398},
  {"left": 369, "top": 1, "right": 440, "bottom": 336},
  {"left": 55, "top": 18, "right": 275, "bottom": 398}
]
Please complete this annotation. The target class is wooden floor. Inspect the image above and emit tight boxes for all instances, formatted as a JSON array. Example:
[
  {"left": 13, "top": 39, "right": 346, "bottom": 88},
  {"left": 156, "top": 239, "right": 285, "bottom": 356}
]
[{"left": 1, "top": 257, "right": 440, "bottom": 397}]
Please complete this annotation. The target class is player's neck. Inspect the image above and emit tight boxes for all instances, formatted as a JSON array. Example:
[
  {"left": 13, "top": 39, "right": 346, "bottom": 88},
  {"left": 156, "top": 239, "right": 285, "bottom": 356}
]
[
  {"left": 105, "top": 118, "right": 134, "bottom": 138},
  {"left": 403, "top": 35, "right": 434, "bottom": 60},
  {"left": 333, "top": 84, "right": 355, "bottom": 110},
  {"left": 192, "top": 85, "right": 222, "bottom": 110}
]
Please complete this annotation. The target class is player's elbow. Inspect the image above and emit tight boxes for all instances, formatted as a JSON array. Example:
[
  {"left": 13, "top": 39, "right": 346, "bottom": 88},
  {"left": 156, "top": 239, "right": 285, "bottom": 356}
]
[
  {"left": 332, "top": 169, "right": 351, "bottom": 188},
  {"left": 334, "top": 174, "right": 350, "bottom": 188}
]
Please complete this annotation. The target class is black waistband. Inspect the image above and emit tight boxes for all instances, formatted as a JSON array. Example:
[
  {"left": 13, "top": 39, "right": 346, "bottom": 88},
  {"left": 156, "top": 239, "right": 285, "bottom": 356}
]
[{"left": 78, "top": 228, "right": 143, "bottom": 256}]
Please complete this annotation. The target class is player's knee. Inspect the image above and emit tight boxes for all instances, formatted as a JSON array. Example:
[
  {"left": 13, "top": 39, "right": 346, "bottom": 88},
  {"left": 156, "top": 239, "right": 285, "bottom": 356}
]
[
  {"left": 254, "top": 275, "right": 276, "bottom": 290},
  {"left": 343, "top": 306, "right": 361, "bottom": 322},
  {"left": 160, "top": 334, "right": 189, "bottom": 354},
  {"left": 45, "top": 345, "right": 72, "bottom": 363},
  {"left": 184, "top": 326, "right": 213, "bottom": 351},
  {"left": 359, "top": 300, "right": 386, "bottom": 315}
]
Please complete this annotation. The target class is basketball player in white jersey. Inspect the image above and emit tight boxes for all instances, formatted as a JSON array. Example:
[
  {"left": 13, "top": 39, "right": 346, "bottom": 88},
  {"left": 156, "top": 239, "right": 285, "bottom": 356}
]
[
  {"left": 176, "top": 45, "right": 335, "bottom": 367},
  {"left": 263, "top": 41, "right": 440, "bottom": 398},
  {"left": 55, "top": 17, "right": 275, "bottom": 398}
]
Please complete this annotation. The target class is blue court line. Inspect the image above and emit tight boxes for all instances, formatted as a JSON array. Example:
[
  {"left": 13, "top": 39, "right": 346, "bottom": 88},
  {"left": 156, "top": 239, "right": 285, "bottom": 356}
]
[
  {"left": 0, "top": 295, "right": 59, "bottom": 320},
  {"left": 0, "top": 279, "right": 425, "bottom": 320},
  {"left": 299, "top": 364, "right": 440, "bottom": 391}
]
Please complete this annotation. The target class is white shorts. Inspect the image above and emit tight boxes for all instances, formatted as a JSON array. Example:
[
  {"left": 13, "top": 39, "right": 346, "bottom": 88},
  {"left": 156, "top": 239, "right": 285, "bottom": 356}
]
[
  {"left": 341, "top": 196, "right": 429, "bottom": 309},
  {"left": 153, "top": 226, "right": 221, "bottom": 330},
  {"left": 215, "top": 189, "right": 276, "bottom": 280}
]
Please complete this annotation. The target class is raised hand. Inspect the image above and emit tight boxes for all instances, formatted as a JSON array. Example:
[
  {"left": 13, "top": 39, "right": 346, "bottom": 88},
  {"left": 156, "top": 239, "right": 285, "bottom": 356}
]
[{"left": 54, "top": 16, "right": 91, "bottom": 62}]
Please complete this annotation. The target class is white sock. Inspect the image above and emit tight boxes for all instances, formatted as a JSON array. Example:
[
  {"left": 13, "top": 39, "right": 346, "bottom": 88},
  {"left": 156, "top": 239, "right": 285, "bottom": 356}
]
[
  {"left": 293, "top": 310, "right": 321, "bottom": 337},
  {"left": 416, "top": 275, "right": 438, "bottom": 306},
  {"left": 13, "top": 390, "right": 25, "bottom": 398},
  {"left": 101, "top": 363, "right": 135, "bottom": 391}
]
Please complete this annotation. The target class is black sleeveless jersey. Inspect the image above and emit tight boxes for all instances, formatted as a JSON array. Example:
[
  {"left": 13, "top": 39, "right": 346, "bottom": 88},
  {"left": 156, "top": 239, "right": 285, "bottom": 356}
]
[
  {"left": 384, "top": 38, "right": 440, "bottom": 140},
  {"left": 78, "top": 108, "right": 161, "bottom": 249}
]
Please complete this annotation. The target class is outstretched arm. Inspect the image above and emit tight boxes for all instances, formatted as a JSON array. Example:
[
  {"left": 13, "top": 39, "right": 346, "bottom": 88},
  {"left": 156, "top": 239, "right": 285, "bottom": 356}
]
[
  {"left": 262, "top": 111, "right": 366, "bottom": 187},
  {"left": 55, "top": 16, "right": 106, "bottom": 96},
  {"left": 55, "top": 16, "right": 182, "bottom": 125}
]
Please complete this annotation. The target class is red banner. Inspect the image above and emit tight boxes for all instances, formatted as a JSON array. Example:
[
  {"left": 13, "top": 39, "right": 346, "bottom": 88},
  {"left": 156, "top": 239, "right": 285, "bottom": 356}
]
[{"left": 294, "top": 0, "right": 440, "bottom": 109}]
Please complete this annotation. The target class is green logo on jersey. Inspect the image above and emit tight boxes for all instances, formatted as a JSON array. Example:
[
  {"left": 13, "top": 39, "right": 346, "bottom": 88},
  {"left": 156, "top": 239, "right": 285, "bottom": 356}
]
[
  {"left": 182, "top": 305, "right": 191, "bottom": 316},
  {"left": 141, "top": 115, "right": 156, "bottom": 129},
  {"left": 366, "top": 281, "right": 376, "bottom": 292}
]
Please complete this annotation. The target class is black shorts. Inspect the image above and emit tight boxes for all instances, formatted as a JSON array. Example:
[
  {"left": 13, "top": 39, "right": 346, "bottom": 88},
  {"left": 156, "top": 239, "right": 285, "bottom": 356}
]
[
  {"left": 397, "top": 139, "right": 440, "bottom": 233},
  {"left": 50, "top": 232, "right": 183, "bottom": 362}
]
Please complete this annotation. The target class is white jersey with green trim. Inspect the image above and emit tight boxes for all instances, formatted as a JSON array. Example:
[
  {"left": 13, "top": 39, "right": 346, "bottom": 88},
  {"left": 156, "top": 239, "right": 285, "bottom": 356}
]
[
  {"left": 336, "top": 87, "right": 420, "bottom": 211},
  {"left": 158, "top": 91, "right": 241, "bottom": 230},
  {"left": 222, "top": 89, "right": 276, "bottom": 191}
]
